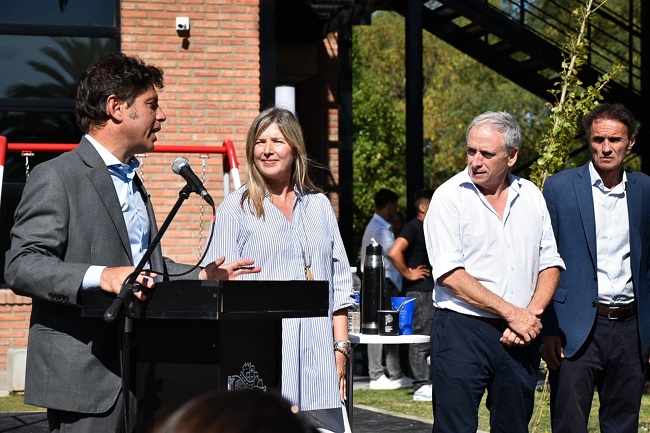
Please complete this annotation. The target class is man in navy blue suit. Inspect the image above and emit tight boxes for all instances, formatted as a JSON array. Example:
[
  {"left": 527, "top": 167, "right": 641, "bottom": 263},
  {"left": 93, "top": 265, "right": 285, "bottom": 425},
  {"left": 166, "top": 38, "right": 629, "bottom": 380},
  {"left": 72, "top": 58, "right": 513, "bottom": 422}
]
[{"left": 542, "top": 103, "right": 650, "bottom": 433}]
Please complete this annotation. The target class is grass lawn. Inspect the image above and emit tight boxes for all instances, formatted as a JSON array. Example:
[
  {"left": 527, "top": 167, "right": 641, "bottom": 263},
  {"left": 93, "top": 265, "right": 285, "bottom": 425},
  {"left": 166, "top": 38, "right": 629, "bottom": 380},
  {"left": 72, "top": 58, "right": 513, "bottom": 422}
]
[
  {"left": 0, "top": 394, "right": 44, "bottom": 413},
  {"left": 354, "top": 387, "right": 650, "bottom": 432}
]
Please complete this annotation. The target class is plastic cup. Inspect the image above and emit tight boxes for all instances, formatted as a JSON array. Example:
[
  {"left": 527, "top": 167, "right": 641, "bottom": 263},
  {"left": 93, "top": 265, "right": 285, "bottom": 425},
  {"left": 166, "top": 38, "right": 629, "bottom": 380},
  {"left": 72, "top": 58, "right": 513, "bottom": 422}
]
[{"left": 391, "top": 297, "right": 416, "bottom": 335}]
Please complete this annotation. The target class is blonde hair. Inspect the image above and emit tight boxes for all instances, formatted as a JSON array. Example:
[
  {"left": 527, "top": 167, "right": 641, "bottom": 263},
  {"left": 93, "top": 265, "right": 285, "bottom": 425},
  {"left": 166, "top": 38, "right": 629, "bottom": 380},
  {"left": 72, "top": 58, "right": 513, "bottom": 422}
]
[{"left": 242, "top": 107, "right": 321, "bottom": 218}]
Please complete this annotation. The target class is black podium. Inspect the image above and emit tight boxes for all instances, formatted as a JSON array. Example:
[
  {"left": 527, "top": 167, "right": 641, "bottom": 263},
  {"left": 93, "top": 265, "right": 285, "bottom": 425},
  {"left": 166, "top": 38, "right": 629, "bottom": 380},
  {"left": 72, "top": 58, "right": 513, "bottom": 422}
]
[{"left": 82, "top": 279, "right": 328, "bottom": 431}]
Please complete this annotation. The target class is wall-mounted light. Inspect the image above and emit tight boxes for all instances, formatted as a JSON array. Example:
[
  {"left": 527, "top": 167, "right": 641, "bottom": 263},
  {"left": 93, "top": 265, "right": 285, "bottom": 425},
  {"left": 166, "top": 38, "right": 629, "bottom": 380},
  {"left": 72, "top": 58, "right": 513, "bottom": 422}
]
[
  {"left": 176, "top": 17, "right": 190, "bottom": 32},
  {"left": 176, "top": 17, "right": 190, "bottom": 49}
]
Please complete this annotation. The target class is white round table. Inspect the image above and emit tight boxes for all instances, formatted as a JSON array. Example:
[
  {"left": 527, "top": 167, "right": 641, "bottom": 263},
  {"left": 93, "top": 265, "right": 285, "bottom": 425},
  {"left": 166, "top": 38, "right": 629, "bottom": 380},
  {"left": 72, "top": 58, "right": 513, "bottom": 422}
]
[{"left": 349, "top": 333, "right": 430, "bottom": 345}]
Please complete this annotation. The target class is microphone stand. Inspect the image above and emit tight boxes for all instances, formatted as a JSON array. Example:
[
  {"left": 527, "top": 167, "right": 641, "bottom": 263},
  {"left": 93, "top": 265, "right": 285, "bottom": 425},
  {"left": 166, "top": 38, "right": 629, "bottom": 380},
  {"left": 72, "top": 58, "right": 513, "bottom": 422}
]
[
  {"left": 104, "top": 183, "right": 195, "bottom": 322},
  {"left": 103, "top": 183, "right": 195, "bottom": 432}
]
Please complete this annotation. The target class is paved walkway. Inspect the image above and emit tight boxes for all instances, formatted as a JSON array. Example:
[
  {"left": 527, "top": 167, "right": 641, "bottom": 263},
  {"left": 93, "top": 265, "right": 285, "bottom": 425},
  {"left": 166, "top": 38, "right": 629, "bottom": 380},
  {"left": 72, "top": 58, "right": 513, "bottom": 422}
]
[
  {"left": 0, "top": 412, "right": 47, "bottom": 433},
  {"left": 0, "top": 407, "right": 433, "bottom": 433},
  {"left": 0, "top": 377, "right": 489, "bottom": 433},
  {"left": 0, "top": 376, "right": 490, "bottom": 433},
  {"left": 0, "top": 378, "right": 431, "bottom": 433},
  {"left": 353, "top": 406, "right": 432, "bottom": 432},
  {"left": 351, "top": 375, "right": 433, "bottom": 432}
]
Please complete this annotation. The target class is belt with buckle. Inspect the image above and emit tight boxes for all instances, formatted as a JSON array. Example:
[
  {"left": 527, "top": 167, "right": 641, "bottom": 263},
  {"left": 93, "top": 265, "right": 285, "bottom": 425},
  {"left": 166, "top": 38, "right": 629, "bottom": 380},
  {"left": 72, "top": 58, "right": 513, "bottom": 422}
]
[{"left": 597, "top": 302, "right": 637, "bottom": 320}]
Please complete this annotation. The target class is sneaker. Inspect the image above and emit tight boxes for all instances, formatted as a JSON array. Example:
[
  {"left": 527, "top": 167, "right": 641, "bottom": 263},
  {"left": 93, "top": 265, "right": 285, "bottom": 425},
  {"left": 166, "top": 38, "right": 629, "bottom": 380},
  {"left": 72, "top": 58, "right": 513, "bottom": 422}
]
[
  {"left": 369, "top": 374, "right": 401, "bottom": 390},
  {"left": 393, "top": 375, "right": 414, "bottom": 388},
  {"left": 413, "top": 384, "right": 432, "bottom": 401}
]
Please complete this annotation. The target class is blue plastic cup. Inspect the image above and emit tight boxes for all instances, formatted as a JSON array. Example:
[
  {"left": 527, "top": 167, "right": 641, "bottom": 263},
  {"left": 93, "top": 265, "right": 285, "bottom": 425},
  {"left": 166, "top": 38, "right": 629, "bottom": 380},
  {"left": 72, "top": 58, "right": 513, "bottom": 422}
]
[{"left": 391, "top": 297, "right": 416, "bottom": 335}]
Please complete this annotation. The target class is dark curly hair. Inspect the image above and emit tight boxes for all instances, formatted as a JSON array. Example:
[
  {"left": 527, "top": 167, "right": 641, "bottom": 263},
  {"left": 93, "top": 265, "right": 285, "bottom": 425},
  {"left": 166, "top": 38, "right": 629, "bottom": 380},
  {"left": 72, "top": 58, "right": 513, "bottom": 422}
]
[
  {"left": 583, "top": 102, "right": 638, "bottom": 140},
  {"left": 76, "top": 52, "right": 164, "bottom": 133}
]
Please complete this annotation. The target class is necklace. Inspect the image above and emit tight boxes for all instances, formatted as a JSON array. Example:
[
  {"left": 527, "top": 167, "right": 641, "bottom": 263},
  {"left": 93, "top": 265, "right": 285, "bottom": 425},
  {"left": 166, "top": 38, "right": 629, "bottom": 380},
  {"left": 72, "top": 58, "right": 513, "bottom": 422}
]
[{"left": 298, "top": 197, "right": 313, "bottom": 281}]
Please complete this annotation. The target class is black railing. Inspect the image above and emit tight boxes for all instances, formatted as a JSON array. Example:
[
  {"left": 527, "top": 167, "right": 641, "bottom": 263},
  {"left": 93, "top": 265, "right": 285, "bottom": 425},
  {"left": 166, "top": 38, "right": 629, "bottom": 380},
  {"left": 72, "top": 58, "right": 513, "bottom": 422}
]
[
  {"left": 426, "top": 0, "right": 642, "bottom": 94},
  {"left": 490, "top": 0, "right": 642, "bottom": 93}
]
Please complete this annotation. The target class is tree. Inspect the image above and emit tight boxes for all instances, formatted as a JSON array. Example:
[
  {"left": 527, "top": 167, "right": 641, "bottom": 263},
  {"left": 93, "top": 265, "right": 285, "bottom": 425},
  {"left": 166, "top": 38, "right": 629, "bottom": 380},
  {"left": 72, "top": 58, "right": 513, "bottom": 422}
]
[
  {"left": 529, "top": 0, "right": 625, "bottom": 186},
  {"left": 352, "top": 11, "right": 548, "bottom": 254}
]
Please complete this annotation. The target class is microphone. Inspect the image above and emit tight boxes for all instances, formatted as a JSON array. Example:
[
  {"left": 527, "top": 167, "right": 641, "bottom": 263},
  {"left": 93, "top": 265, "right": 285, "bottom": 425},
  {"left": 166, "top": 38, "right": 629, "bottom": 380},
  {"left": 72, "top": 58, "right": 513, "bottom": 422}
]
[{"left": 171, "top": 157, "right": 215, "bottom": 207}]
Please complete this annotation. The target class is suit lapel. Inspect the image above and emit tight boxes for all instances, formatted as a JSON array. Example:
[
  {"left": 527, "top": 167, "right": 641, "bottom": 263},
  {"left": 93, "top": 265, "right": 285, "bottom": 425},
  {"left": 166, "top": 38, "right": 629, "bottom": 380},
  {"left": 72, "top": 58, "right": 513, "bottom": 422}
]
[
  {"left": 77, "top": 139, "right": 133, "bottom": 265},
  {"left": 574, "top": 164, "right": 598, "bottom": 267},
  {"left": 626, "top": 176, "right": 642, "bottom": 291}
]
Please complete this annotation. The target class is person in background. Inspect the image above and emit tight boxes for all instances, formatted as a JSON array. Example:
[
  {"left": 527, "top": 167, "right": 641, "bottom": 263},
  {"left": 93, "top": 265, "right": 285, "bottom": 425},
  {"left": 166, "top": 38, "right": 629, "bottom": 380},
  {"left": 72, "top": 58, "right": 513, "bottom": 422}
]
[
  {"left": 204, "top": 107, "right": 353, "bottom": 433},
  {"left": 361, "top": 188, "right": 412, "bottom": 390},
  {"left": 391, "top": 211, "right": 405, "bottom": 238},
  {"left": 541, "top": 103, "right": 650, "bottom": 433},
  {"left": 424, "top": 111, "right": 564, "bottom": 432},
  {"left": 3, "top": 53, "right": 259, "bottom": 433},
  {"left": 151, "top": 389, "right": 315, "bottom": 433},
  {"left": 389, "top": 189, "right": 435, "bottom": 402}
]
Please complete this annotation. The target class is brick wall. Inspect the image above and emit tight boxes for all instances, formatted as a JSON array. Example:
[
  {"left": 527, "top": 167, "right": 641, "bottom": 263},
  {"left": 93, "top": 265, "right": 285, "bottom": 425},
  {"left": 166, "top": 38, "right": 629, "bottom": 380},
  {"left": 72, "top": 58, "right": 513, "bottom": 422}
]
[
  {"left": 0, "top": 290, "right": 31, "bottom": 373},
  {"left": 120, "top": 0, "right": 261, "bottom": 265},
  {"left": 0, "top": 0, "right": 262, "bottom": 389},
  {"left": 323, "top": 32, "right": 340, "bottom": 213},
  {"left": 0, "top": 0, "right": 343, "bottom": 389}
]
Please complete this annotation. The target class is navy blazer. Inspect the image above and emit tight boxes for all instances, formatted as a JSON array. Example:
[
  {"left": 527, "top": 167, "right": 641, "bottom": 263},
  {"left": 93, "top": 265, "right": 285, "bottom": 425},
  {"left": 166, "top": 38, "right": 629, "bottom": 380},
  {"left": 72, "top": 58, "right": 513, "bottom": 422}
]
[{"left": 542, "top": 162, "right": 650, "bottom": 360}]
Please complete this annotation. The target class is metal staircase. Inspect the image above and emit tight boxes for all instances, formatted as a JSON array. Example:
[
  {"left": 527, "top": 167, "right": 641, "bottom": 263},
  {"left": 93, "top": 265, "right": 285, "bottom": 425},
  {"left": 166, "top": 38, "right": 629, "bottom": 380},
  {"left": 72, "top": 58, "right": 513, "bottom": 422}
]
[
  {"left": 319, "top": 0, "right": 648, "bottom": 171},
  {"left": 390, "top": 0, "right": 645, "bottom": 112}
]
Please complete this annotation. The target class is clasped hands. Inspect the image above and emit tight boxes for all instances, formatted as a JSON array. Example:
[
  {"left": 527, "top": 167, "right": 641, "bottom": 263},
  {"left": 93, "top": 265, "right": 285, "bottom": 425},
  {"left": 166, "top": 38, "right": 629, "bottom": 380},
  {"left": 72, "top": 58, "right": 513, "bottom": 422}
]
[
  {"left": 499, "top": 306, "right": 544, "bottom": 347},
  {"left": 100, "top": 256, "right": 260, "bottom": 301}
]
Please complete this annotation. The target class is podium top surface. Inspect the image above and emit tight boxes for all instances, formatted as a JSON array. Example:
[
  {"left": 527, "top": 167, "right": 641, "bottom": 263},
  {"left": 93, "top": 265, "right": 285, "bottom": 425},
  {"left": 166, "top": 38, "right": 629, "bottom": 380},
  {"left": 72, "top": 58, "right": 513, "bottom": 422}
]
[{"left": 82, "top": 279, "right": 329, "bottom": 320}]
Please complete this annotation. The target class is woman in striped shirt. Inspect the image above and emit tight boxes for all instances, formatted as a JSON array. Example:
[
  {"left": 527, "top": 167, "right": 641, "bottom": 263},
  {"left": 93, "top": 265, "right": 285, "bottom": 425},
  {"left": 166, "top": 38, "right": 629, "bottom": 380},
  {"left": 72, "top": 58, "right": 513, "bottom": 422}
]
[{"left": 205, "top": 107, "right": 353, "bottom": 433}]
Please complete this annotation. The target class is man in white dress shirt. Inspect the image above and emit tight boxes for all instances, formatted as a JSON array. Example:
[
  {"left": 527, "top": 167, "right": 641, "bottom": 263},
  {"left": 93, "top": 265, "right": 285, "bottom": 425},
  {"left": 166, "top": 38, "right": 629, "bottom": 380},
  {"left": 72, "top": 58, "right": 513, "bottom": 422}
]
[
  {"left": 424, "top": 111, "right": 564, "bottom": 433},
  {"left": 361, "top": 188, "right": 411, "bottom": 390}
]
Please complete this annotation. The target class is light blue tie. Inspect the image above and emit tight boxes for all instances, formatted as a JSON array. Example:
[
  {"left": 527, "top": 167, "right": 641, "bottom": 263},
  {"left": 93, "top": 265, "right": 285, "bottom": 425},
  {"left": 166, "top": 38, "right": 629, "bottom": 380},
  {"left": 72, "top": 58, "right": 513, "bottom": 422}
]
[{"left": 108, "top": 161, "right": 149, "bottom": 265}]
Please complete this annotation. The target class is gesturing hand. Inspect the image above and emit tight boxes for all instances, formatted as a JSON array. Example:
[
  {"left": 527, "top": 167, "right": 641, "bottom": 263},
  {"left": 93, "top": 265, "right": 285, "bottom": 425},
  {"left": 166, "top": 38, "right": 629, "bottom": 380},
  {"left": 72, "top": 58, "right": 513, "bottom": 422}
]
[{"left": 200, "top": 256, "right": 261, "bottom": 280}]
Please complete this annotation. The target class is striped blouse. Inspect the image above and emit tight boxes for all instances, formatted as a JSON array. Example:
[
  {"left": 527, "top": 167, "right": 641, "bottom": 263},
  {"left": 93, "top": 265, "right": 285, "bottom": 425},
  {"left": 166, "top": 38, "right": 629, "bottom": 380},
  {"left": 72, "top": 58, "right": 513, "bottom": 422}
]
[{"left": 204, "top": 185, "right": 353, "bottom": 413}]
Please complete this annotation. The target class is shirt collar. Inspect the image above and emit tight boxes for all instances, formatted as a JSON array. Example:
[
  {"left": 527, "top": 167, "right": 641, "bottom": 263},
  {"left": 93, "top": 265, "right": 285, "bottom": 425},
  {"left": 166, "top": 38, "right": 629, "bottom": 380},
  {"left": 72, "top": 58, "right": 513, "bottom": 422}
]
[
  {"left": 457, "top": 167, "right": 520, "bottom": 195},
  {"left": 109, "top": 159, "right": 139, "bottom": 181},
  {"left": 371, "top": 212, "right": 392, "bottom": 230},
  {"left": 86, "top": 134, "right": 141, "bottom": 173},
  {"left": 588, "top": 160, "right": 627, "bottom": 194}
]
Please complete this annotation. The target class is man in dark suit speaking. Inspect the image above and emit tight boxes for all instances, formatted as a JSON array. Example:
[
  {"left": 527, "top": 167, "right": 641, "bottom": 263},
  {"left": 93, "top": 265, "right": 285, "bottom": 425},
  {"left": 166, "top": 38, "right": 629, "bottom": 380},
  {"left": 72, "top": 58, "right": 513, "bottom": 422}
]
[
  {"left": 4, "top": 53, "right": 259, "bottom": 432},
  {"left": 542, "top": 103, "right": 650, "bottom": 433}
]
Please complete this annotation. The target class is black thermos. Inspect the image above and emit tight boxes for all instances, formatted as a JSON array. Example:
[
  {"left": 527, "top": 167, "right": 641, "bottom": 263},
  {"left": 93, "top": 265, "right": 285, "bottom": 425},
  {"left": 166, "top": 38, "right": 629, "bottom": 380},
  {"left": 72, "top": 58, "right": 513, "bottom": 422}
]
[{"left": 361, "top": 239, "right": 384, "bottom": 334}]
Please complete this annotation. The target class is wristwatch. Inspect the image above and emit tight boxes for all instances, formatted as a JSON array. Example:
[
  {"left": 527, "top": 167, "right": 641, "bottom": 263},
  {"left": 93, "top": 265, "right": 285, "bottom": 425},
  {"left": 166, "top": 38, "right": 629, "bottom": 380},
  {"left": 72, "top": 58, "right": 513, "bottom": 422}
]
[{"left": 334, "top": 340, "right": 352, "bottom": 351}]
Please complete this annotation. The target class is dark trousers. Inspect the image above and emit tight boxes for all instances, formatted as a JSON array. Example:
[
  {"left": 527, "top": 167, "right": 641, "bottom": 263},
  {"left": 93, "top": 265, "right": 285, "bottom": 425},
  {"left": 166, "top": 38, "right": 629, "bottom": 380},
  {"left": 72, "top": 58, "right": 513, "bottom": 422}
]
[
  {"left": 404, "top": 290, "right": 434, "bottom": 391},
  {"left": 430, "top": 309, "right": 540, "bottom": 433},
  {"left": 549, "top": 314, "right": 644, "bottom": 433}
]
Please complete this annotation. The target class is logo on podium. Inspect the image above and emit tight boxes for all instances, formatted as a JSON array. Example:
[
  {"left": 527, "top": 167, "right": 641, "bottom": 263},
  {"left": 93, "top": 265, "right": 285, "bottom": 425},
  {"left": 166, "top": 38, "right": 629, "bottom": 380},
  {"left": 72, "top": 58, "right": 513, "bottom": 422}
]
[{"left": 227, "top": 362, "right": 267, "bottom": 391}]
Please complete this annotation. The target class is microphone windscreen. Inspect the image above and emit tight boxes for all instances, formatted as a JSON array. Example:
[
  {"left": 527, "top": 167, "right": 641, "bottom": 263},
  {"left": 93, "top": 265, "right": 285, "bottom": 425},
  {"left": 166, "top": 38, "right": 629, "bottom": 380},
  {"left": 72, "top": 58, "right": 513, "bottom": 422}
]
[{"left": 171, "top": 157, "right": 190, "bottom": 175}]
